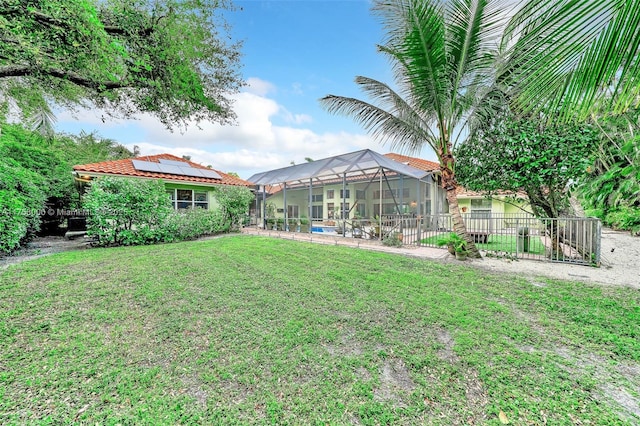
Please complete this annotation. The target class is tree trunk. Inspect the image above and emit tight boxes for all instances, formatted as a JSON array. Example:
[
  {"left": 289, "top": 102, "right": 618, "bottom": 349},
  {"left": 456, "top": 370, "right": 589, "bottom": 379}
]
[{"left": 440, "top": 158, "right": 482, "bottom": 259}]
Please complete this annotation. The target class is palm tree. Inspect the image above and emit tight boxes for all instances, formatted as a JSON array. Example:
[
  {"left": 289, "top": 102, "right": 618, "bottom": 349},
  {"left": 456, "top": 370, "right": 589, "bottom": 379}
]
[
  {"left": 503, "top": 0, "right": 640, "bottom": 120},
  {"left": 320, "top": 0, "right": 509, "bottom": 258}
]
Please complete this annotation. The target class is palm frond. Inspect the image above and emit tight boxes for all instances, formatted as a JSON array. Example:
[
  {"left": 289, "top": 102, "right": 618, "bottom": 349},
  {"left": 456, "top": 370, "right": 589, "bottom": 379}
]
[
  {"left": 319, "top": 79, "right": 436, "bottom": 156},
  {"left": 376, "top": 0, "right": 450, "bottom": 125},
  {"left": 503, "top": 0, "right": 640, "bottom": 119},
  {"left": 27, "top": 104, "right": 57, "bottom": 138}
]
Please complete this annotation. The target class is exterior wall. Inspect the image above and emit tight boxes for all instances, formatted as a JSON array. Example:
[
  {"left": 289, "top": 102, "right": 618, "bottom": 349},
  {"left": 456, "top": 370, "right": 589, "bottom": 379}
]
[
  {"left": 455, "top": 196, "right": 532, "bottom": 216},
  {"left": 454, "top": 195, "right": 533, "bottom": 232}
]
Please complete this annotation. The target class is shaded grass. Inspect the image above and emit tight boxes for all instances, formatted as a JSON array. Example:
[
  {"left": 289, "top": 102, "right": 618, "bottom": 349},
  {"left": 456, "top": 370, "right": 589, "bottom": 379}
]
[
  {"left": 422, "top": 233, "right": 546, "bottom": 256},
  {"left": 1, "top": 235, "right": 639, "bottom": 424}
]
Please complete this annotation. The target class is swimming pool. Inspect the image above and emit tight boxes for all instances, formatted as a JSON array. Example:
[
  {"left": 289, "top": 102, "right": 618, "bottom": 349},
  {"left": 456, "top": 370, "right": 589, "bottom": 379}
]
[{"left": 311, "top": 225, "right": 336, "bottom": 233}]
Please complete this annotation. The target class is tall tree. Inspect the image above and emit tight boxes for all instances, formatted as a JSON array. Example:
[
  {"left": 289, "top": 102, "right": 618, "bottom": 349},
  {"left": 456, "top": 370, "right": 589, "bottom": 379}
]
[
  {"left": 456, "top": 112, "right": 599, "bottom": 219},
  {"left": 503, "top": 0, "right": 640, "bottom": 120},
  {"left": 0, "top": 0, "right": 243, "bottom": 129},
  {"left": 320, "top": 0, "right": 509, "bottom": 258}
]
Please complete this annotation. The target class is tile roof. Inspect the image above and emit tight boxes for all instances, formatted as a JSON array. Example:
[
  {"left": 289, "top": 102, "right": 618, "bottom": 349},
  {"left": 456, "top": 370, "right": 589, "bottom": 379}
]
[
  {"left": 383, "top": 153, "right": 440, "bottom": 172},
  {"left": 74, "top": 153, "right": 253, "bottom": 187},
  {"left": 382, "top": 153, "right": 528, "bottom": 199}
]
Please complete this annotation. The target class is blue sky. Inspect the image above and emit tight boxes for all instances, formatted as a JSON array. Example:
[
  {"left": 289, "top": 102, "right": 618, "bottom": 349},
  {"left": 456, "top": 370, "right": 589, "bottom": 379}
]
[{"left": 57, "top": 0, "right": 437, "bottom": 179}]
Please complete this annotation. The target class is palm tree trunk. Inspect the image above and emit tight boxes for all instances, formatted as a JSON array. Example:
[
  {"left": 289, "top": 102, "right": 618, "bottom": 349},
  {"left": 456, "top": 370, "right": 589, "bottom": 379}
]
[{"left": 441, "top": 159, "right": 482, "bottom": 259}]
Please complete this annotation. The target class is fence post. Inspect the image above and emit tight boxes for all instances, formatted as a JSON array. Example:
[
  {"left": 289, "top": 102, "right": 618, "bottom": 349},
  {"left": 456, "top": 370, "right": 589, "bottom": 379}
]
[{"left": 595, "top": 219, "right": 602, "bottom": 266}]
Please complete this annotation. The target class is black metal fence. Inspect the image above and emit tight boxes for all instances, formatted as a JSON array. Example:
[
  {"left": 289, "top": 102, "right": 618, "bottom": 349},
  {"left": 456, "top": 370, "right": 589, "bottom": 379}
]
[
  {"left": 381, "top": 213, "right": 601, "bottom": 266},
  {"left": 248, "top": 213, "right": 602, "bottom": 266}
]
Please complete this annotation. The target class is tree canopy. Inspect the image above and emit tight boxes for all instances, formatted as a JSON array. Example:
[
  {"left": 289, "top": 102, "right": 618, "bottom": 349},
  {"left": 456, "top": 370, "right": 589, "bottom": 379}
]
[
  {"left": 456, "top": 113, "right": 599, "bottom": 218},
  {"left": 0, "top": 0, "right": 243, "bottom": 128}
]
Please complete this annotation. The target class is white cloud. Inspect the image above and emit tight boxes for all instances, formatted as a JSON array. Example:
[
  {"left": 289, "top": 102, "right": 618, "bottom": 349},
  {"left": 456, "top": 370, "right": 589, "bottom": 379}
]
[
  {"left": 245, "top": 77, "right": 276, "bottom": 96},
  {"left": 279, "top": 108, "right": 313, "bottom": 125},
  {"left": 55, "top": 81, "right": 397, "bottom": 179}
]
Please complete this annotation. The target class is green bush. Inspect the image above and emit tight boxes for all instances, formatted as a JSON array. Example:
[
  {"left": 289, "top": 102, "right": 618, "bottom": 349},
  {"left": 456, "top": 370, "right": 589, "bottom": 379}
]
[
  {"left": 382, "top": 231, "right": 404, "bottom": 247},
  {"left": 0, "top": 158, "right": 47, "bottom": 253},
  {"left": 83, "top": 177, "right": 240, "bottom": 247},
  {"left": 163, "top": 208, "right": 228, "bottom": 242},
  {"left": 83, "top": 177, "right": 173, "bottom": 246},
  {"left": 604, "top": 206, "right": 640, "bottom": 236},
  {"left": 213, "top": 186, "right": 255, "bottom": 231}
]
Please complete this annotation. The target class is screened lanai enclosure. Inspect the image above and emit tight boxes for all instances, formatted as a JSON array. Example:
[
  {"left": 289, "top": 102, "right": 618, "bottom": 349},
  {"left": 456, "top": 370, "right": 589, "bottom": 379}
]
[
  {"left": 247, "top": 149, "right": 447, "bottom": 244},
  {"left": 246, "top": 149, "right": 602, "bottom": 266}
]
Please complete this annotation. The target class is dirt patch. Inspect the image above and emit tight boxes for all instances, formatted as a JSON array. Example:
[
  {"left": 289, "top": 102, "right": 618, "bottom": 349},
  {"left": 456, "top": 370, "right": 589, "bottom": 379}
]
[
  {"left": 180, "top": 375, "right": 208, "bottom": 407},
  {"left": 435, "top": 328, "right": 460, "bottom": 363},
  {"left": 373, "top": 358, "right": 416, "bottom": 408},
  {"left": 553, "top": 345, "right": 640, "bottom": 422},
  {"left": 324, "top": 327, "right": 363, "bottom": 357},
  {"left": 463, "top": 369, "right": 490, "bottom": 420}
]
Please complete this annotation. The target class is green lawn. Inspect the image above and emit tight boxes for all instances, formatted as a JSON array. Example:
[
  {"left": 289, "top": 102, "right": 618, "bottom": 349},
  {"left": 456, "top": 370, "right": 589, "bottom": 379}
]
[
  {"left": 422, "top": 233, "right": 547, "bottom": 256},
  {"left": 1, "top": 235, "right": 639, "bottom": 424}
]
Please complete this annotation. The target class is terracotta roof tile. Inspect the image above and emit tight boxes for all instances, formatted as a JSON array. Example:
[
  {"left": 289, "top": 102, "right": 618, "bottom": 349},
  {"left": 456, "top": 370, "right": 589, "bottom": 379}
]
[
  {"left": 74, "top": 153, "right": 253, "bottom": 187},
  {"left": 383, "top": 153, "right": 440, "bottom": 172}
]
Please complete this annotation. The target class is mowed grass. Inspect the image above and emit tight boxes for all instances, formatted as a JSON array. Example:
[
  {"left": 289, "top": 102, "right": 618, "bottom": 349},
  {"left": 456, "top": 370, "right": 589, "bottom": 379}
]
[{"left": 1, "top": 235, "right": 639, "bottom": 425}]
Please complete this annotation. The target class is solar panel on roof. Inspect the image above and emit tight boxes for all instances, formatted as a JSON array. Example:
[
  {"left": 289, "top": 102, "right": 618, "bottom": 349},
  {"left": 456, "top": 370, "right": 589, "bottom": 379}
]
[
  {"left": 132, "top": 160, "right": 162, "bottom": 173},
  {"left": 201, "top": 169, "right": 222, "bottom": 179},
  {"left": 132, "top": 159, "right": 221, "bottom": 180},
  {"left": 157, "top": 164, "right": 183, "bottom": 175},
  {"left": 175, "top": 167, "right": 204, "bottom": 178},
  {"left": 158, "top": 159, "right": 190, "bottom": 167}
]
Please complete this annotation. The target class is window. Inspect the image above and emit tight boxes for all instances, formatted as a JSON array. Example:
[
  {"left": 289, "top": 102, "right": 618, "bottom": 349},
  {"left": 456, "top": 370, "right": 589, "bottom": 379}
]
[
  {"left": 340, "top": 202, "right": 350, "bottom": 218},
  {"left": 287, "top": 205, "right": 299, "bottom": 218},
  {"left": 311, "top": 205, "right": 323, "bottom": 219},
  {"left": 355, "top": 189, "right": 366, "bottom": 200},
  {"left": 177, "top": 189, "right": 193, "bottom": 209},
  {"left": 356, "top": 203, "right": 366, "bottom": 218},
  {"left": 326, "top": 189, "right": 334, "bottom": 199},
  {"left": 373, "top": 188, "right": 410, "bottom": 199},
  {"left": 327, "top": 202, "right": 335, "bottom": 219},
  {"left": 167, "top": 189, "right": 209, "bottom": 210},
  {"left": 195, "top": 192, "right": 208, "bottom": 209},
  {"left": 470, "top": 199, "right": 492, "bottom": 218},
  {"left": 339, "top": 189, "right": 350, "bottom": 199},
  {"left": 311, "top": 194, "right": 323, "bottom": 202}
]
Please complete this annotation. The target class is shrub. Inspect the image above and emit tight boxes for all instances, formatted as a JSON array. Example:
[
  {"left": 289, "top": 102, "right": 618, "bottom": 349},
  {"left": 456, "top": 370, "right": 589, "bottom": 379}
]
[
  {"left": 163, "top": 208, "right": 228, "bottom": 242},
  {"left": 213, "top": 186, "right": 255, "bottom": 231},
  {"left": 604, "top": 206, "right": 640, "bottom": 236},
  {"left": 83, "top": 177, "right": 173, "bottom": 246},
  {"left": 0, "top": 158, "right": 47, "bottom": 253},
  {"left": 382, "top": 231, "right": 403, "bottom": 247},
  {"left": 83, "top": 176, "right": 241, "bottom": 247}
]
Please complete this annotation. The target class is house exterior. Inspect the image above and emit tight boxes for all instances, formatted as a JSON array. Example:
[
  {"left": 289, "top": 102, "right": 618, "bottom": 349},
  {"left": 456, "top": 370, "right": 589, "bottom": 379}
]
[
  {"left": 455, "top": 187, "right": 531, "bottom": 217},
  {"left": 73, "top": 153, "right": 253, "bottom": 211},
  {"left": 247, "top": 150, "right": 447, "bottom": 228},
  {"left": 249, "top": 150, "right": 532, "bottom": 231}
]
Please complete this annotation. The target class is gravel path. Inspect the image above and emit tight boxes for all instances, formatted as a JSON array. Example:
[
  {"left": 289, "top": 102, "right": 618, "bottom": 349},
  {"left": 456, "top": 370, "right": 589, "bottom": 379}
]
[
  {"left": 474, "top": 228, "right": 640, "bottom": 289},
  {"left": 0, "top": 236, "right": 91, "bottom": 270}
]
